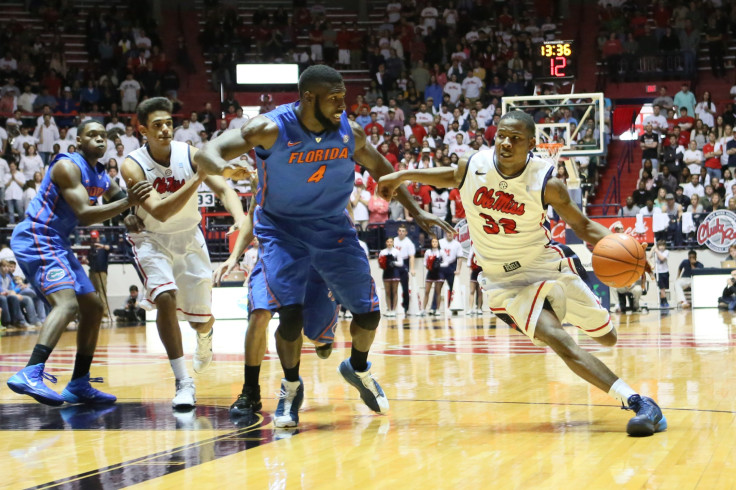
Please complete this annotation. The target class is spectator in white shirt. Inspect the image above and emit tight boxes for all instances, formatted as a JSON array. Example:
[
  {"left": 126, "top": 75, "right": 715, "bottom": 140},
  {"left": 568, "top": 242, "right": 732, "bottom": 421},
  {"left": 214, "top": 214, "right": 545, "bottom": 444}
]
[
  {"left": 449, "top": 133, "right": 471, "bottom": 158},
  {"left": 0, "top": 156, "right": 9, "bottom": 211},
  {"left": 212, "top": 119, "right": 229, "bottom": 139},
  {"left": 33, "top": 114, "right": 59, "bottom": 165},
  {"left": 173, "top": 119, "right": 200, "bottom": 144},
  {"left": 228, "top": 107, "right": 249, "bottom": 130},
  {"left": 19, "top": 145, "right": 44, "bottom": 181},
  {"left": 17, "top": 85, "right": 36, "bottom": 113},
  {"left": 420, "top": 5, "right": 439, "bottom": 31},
  {"left": 683, "top": 140, "right": 703, "bottom": 175},
  {"left": 443, "top": 74, "right": 463, "bottom": 104},
  {"left": 119, "top": 73, "right": 141, "bottom": 113},
  {"left": 120, "top": 125, "right": 141, "bottom": 155},
  {"left": 105, "top": 115, "right": 125, "bottom": 132},
  {"left": 414, "top": 103, "right": 434, "bottom": 129},
  {"left": 643, "top": 104, "right": 668, "bottom": 136},
  {"left": 371, "top": 98, "right": 390, "bottom": 126},
  {"left": 461, "top": 74, "right": 483, "bottom": 101},
  {"left": 11, "top": 126, "right": 38, "bottom": 158},
  {"left": 189, "top": 111, "right": 205, "bottom": 134},
  {"left": 682, "top": 174, "right": 705, "bottom": 198},
  {"left": 438, "top": 231, "right": 463, "bottom": 304},
  {"left": 4, "top": 161, "right": 25, "bottom": 224},
  {"left": 350, "top": 178, "right": 371, "bottom": 230}
]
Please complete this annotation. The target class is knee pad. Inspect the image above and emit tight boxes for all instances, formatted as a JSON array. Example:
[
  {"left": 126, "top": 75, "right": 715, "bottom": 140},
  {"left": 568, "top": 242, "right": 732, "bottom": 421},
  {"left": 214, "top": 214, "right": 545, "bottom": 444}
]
[
  {"left": 276, "top": 304, "right": 304, "bottom": 341},
  {"left": 353, "top": 311, "right": 381, "bottom": 331}
]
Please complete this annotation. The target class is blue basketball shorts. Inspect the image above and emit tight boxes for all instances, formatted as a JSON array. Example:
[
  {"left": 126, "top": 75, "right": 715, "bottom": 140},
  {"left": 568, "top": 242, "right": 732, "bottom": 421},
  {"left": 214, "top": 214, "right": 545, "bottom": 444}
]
[
  {"left": 248, "top": 261, "right": 338, "bottom": 343},
  {"left": 11, "top": 221, "right": 96, "bottom": 297},
  {"left": 253, "top": 208, "right": 379, "bottom": 315}
]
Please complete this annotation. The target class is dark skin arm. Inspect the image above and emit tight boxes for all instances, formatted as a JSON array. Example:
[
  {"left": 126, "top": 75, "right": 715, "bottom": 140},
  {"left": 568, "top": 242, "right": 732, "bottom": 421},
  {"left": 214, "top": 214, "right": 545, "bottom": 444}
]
[
  {"left": 377, "top": 151, "right": 471, "bottom": 198},
  {"left": 350, "top": 120, "right": 454, "bottom": 235},
  {"left": 52, "top": 159, "right": 152, "bottom": 226}
]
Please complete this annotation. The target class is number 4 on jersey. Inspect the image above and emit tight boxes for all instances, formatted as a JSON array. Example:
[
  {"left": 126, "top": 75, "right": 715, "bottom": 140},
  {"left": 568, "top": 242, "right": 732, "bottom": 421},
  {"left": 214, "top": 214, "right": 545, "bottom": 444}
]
[{"left": 307, "top": 165, "right": 326, "bottom": 183}]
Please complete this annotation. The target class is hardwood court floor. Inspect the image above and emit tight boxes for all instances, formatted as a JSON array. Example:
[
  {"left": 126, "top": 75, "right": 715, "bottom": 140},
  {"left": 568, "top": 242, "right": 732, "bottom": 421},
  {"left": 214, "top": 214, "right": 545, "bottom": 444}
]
[{"left": 1, "top": 309, "right": 736, "bottom": 489}]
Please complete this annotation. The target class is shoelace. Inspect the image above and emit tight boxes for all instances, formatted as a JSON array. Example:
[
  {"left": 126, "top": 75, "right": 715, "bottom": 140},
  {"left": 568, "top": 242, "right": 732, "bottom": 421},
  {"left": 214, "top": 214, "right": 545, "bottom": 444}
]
[
  {"left": 360, "top": 373, "right": 381, "bottom": 397},
  {"left": 89, "top": 377, "right": 104, "bottom": 384},
  {"left": 41, "top": 371, "right": 58, "bottom": 384}
]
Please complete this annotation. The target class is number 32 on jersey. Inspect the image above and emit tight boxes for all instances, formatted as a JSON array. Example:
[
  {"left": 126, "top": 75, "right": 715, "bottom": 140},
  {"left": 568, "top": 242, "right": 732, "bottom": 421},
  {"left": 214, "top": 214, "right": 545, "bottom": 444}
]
[{"left": 479, "top": 213, "right": 518, "bottom": 235}]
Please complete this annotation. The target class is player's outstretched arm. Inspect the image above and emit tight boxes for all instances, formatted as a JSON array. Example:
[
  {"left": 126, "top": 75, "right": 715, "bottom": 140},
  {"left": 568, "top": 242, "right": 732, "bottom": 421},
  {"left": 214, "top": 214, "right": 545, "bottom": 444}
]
[
  {"left": 52, "top": 159, "right": 152, "bottom": 226},
  {"left": 545, "top": 177, "right": 610, "bottom": 246},
  {"left": 376, "top": 151, "right": 473, "bottom": 201},
  {"left": 352, "top": 121, "right": 455, "bottom": 235},
  {"left": 213, "top": 196, "right": 256, "bottom": 286},
  {"left": 120, "top": 156, "right": 205, "bottom": 222},
  {"left": 194, "top": 117, "right": 278, "bottom": 179},
  {"left": 193, "top": 146, "right": 247, "bottom": 226}
]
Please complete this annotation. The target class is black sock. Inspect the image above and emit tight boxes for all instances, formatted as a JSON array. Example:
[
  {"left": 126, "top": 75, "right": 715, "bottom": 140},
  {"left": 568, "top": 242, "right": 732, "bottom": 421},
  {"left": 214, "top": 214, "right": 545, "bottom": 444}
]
[
  {"left": 350, "top": 347, "right": 369, "bottom": 372},
  {"left": 244, "top": 364, "right": 261, "bottom": 389},
  {"left": 27, "top": 344, "right": 53, "bottom": 367},
  {"left": 283, "top": 362, "right": 300, "bottom": 382},
  {"left": 72, "top": 354, "right": 94, "bottom": 380}
]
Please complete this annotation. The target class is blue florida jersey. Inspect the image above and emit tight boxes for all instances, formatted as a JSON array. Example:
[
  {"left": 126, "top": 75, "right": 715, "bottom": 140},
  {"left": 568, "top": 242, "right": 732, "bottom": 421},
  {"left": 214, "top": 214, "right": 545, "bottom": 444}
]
[
  {"left": 254, "top": 102, "right": 356, "bottom": 219},
  {"left": 24, "top": 152, "right": 110, "bottom": 238}
]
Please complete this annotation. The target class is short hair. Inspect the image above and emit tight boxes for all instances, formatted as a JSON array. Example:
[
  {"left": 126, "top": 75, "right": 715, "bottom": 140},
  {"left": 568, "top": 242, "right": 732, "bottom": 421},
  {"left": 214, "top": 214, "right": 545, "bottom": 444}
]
[
  {"left": 298, "top": 65, "right": 344, "bottom": 96},
  {"left": 398, "top": 224, "right": 407, "bottom": 231},
  {"left": 130, "top": 285, "right": 139, "bottom": 292},
  {"left": 688, "top": 250, "right": 697, "bottom": 257},
  {"left": 500, "top": 110, "right": 536, "bottom": 137},
  {"left": 136, "top": 97, "right": 173, "bottom": 126},
  {"left": 77, "top": 120, "right": 103, "bottom": 136}
]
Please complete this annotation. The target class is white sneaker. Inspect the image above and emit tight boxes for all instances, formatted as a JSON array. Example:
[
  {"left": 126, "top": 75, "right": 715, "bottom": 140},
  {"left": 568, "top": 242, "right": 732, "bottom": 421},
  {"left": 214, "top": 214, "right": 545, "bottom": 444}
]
[
  {"left": 344, "top": 311, "right": 353, "bottom": 319},
  {"left": 172, "top": 377, "right": 196, "bottom": 408},
  {"left": 193, "top": 329, "right": 213, "bottom": 373}
]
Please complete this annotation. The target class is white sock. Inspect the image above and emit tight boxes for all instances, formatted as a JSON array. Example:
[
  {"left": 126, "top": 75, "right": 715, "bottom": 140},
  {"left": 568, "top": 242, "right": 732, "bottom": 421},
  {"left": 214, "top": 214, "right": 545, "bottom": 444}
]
[
  {"left": 608, "top": 379, "right": 637, "bottom": 405},
  {"left": 170, "top": 356, "right": 189, "bottom": 380},
  {"left": 197, "top": 328, "right": 213, "bottom": 338}
]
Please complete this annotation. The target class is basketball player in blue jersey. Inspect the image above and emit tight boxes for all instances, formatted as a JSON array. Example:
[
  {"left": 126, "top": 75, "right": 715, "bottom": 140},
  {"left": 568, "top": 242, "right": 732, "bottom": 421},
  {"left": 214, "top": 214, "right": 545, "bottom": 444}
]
[
  {"left": 377, "top": 110, "right": 666, "bottom": 437},
  {"left": 195, "top": 65, "right": 453, "bottom": 427},
  {"left": 7, "top": 121, "right": 152, "bottom": 406}
]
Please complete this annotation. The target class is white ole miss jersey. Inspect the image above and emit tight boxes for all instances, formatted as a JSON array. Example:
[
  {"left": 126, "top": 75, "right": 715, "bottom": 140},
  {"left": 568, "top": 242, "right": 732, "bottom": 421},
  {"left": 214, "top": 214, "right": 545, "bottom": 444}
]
[
  {"left": 127, "top": 141, "right": 201, "bottom": 234},
  {"left": 458, "top": 148, "right": 555, "bottom": 269}
]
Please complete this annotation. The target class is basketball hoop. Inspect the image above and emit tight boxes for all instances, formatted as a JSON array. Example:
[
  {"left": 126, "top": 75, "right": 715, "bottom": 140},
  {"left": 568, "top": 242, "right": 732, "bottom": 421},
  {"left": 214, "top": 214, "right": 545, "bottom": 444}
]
[{"left": 536, "top": 142, "right": 565, "bottom": 166}]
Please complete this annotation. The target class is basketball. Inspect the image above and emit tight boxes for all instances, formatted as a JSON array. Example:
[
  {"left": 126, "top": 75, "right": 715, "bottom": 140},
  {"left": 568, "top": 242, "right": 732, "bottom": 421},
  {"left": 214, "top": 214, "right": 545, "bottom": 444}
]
[{"left": 592, "top": 234, "right": 647, "bottom": 288}]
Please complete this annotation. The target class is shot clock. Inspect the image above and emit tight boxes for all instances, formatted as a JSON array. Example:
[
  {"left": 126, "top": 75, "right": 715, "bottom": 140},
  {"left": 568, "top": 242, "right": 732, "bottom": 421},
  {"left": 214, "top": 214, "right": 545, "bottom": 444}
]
[{"left": 533, "top": 40, "right": 575, "bottom": 80}]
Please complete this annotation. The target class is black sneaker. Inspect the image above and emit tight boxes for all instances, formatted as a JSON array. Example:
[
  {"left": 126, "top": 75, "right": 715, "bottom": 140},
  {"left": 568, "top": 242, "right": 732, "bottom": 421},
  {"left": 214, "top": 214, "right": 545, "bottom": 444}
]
[
  {"left": 624, "top": 394, "right": 667, "bottom": 436},
  {"left": 315, "top": 343, "right": 333, "bottom": 359},
  {"left": 229, "top": 385, "right": 262, "bottom": 417}
]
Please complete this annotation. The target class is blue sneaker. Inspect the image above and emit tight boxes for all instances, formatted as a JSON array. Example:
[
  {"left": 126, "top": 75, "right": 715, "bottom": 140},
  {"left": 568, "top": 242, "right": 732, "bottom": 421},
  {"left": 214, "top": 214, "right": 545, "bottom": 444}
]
[
  {"left": 625, "top": 394, "right": 667, "bottom": 436},
  {"left": 61, "top": 373, "right": 117, "bottom": 404},
  {"left": 7, "top": 363, "right": 65, "bottom": 406},
  {"left": 338, "top": 359, "right": 389, "bottom": 414},
  {"left": 273, "top": 378, "right": 304, "bottom": 428}
]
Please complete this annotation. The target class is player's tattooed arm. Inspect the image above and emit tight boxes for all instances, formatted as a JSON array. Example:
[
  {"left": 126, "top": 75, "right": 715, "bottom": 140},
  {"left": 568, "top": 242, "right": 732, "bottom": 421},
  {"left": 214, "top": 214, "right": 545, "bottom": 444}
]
[
  {"left": 194, "top": 116, "right": 278, "bottom": 179},
  {"left": 352, "top": 120, "right": 454, "bottom": 235},
  {"left": 545, "top": 177, "right": 610, "bottom": 246},
  {"left": 52, "top": 159, "right": 152, "bottom": 226},
  {"left": 120, "top": 156, "right": 205, "bottom": 223}
]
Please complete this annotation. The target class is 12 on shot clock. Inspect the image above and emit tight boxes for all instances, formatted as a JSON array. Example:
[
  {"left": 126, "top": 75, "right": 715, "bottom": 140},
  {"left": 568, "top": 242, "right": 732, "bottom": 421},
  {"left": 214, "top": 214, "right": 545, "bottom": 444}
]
[{"left": 533, "top": 40, "right": 575, "bottom": 80}]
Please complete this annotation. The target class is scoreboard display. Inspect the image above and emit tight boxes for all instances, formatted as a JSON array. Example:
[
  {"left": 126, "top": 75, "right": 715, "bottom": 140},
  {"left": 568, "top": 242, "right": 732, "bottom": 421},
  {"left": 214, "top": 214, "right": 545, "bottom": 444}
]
[{"left": 533, "top": 40, "right": 575, "bottom": 81}]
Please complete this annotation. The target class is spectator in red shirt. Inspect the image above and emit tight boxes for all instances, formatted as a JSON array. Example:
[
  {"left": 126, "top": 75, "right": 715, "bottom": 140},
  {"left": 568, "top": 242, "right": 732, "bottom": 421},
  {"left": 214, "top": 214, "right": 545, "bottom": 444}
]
[
  {"left": 448, "top": 188, "right": 465, "bottom": 223},
  {"left": 379, "top": 142, "right": 399, "bottom": 170},
  {"left": 629, "top": 10, "right": 648, "bottom": 38},
  {"left": 350, "top": 94, "right": 370, "bottom": 116},
  {"left": 407, "top": 181, "right": 431, "bottom": 212},
  {"left": 703, "top": 132, "right": 723, "bottom": 180},
  {"left": 405, "top": 115, "right": 427, "bottom": 145},
  {"left": 364, "top": 113, "right": 385, "bottom": 136},
  {"left": 675, "top": 107, "right": 695, "bottom": 141}
]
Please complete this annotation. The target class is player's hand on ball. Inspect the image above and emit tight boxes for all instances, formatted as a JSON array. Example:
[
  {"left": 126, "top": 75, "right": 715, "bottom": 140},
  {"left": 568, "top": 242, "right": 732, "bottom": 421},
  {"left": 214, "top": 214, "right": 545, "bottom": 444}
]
[
  {"left": 127, "top": 180, "right": 153, "bottom": 205},
  {"left": 376, "top": 173, "right": 403, "bottom": 200},
  {"left": 414, "top": 208, "right": 455, "bottom": 236},
  {"left": 123, "top": 214, "right": 145, "bottom": 233}
]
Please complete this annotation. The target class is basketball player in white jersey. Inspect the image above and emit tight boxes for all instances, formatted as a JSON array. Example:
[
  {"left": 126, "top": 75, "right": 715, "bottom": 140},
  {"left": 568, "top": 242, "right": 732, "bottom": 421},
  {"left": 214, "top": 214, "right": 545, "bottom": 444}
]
[
  {"left": 377, "top": 110, "right": 666, "bottom": 437},
  {"left": 121, "top": 97, "right": 247, "bottom": 408}
]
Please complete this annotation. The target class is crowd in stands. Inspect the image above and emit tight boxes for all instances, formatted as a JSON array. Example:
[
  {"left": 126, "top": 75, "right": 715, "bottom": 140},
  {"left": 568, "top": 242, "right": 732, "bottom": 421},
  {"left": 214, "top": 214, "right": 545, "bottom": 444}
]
[
  {"left": 622, "top": 83, "right": 736, "bottom": 247},
  {"left": 597, "top": 0, "right": 736, "bottom": 81}
]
